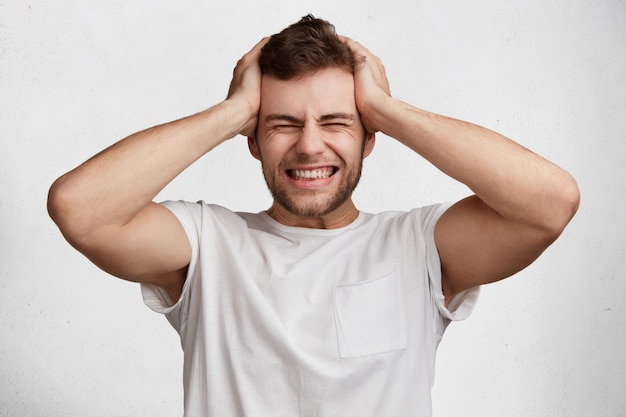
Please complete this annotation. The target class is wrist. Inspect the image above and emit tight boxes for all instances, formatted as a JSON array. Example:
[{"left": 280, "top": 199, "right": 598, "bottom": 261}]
[
  {"left": 361, "top": 95, "right": 400, "bottom": 134},
  {"left": 204, "top": 99, "right": 256, "bottom": 141},
  {"left": 220, "top": 97, "right": 258, "bottom": 138}
]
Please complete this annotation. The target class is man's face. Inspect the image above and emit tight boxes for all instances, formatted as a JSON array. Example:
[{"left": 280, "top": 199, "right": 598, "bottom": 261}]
[{"left": 249, "top": 68, "right": 374, "bottom": 221}]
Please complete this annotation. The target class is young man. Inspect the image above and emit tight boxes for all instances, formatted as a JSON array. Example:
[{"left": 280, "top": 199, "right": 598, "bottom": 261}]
[{"left": 48, "top": 15, "right": 579, "bottom": 417}]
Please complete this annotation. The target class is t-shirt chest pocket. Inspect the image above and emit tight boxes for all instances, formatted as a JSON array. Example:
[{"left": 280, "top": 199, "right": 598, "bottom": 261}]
[{"left": 332, "top": 264, "right": 407, "bottom": 358}]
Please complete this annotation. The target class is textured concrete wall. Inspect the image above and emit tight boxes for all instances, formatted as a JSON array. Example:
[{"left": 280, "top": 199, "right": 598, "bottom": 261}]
[{"left": 1, "top": 1, "right": 624, "bottom": 415}]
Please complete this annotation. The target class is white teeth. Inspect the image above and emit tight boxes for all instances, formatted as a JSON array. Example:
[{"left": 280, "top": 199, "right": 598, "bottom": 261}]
[{"left": 292, "top": 168, "right": 333, "bottom": 180}]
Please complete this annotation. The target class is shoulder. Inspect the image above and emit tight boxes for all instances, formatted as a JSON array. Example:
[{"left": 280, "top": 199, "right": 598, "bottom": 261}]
[
  {"left": 160, "top": 200, "right": 254, "bottom": 226},
  {"left": 410, "top": 202, "right": 454, "bottom": 237},
  {"left": 367, "top": 203, "right": 453, "bottom": 232}
]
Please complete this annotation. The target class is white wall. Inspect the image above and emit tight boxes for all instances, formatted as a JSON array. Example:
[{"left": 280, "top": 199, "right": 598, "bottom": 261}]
[{"left": 1, "top": 1, "right": 624, "bottom": 416}]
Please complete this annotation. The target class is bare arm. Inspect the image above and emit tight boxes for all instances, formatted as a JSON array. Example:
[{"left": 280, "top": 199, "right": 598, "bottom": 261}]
[
  {"left": 48, "top": 38, "right": 268, "bottom": 301},
  {"left": 346, "top": 38, "right": 580, "bottom": 301}
]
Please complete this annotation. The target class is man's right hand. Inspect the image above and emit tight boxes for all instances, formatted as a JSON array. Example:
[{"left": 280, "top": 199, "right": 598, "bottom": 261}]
[{"left": 226, "top": 37, "right": 269, "bottom": 138}]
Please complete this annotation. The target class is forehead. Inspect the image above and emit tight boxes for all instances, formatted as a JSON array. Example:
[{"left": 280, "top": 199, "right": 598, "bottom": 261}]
[{"left": 260, "top": 68, "right": 357, "bottom": 117}]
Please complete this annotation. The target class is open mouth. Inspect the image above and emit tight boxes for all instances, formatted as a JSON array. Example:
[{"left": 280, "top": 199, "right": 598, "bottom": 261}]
[{"left": 287, "top": 167, "right": 337, "bottom": 180}]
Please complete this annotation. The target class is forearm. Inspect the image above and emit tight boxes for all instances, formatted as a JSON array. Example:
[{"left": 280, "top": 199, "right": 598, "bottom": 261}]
[
  {"left": 48, "top": 99, "right": 247, "bottom": 236},
  {"left": 376, "top": 97, "right": 579, "bottom": 231}
]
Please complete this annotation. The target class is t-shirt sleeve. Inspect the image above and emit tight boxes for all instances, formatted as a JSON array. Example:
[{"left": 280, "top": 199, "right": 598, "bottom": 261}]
[
  {"left": 415, "top": 203, "right": 480, "bottom": 324},
  {"left": 140, "top": 200, "right": 202, "bottom": 332}
]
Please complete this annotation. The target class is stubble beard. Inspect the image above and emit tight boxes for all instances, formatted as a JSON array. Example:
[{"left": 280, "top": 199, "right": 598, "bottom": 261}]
[{"left": 262, "top": 160, "right": 364, "bottom": 218}]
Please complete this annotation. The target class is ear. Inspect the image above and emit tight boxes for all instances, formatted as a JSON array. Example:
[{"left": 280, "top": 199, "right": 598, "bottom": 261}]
[
  {"left": 247, "top": 136, "right": 261, "bottom": 160},
  {"left": 362, "top": 132, "right": 376, "bottom": 159}
]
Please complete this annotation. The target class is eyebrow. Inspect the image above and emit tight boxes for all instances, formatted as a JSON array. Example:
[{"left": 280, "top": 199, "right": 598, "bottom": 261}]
[
  {"left": 264, "top": 113, "right": 355, "bottom": 124},
  {"left": 265, "top": 114, "right": 304, "bottom": 124},
  {"left": 318, "top": 113, "right": 355, "bottom": 123}
]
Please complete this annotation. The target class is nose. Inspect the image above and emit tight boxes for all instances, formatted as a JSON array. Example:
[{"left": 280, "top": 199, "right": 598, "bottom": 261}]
[{"left": 295, "top": 126, "right": 325, "bottom": 156}]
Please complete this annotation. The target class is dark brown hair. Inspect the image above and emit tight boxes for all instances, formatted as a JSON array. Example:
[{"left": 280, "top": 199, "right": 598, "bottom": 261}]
[{"left": 259, "top": 14, "right": 356, "bottom": 80}]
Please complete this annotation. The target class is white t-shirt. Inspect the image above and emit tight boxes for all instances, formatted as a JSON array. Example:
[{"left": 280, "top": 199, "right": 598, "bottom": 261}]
[{"left": 142, "top": 201, "right": 479, "bottom": 417}]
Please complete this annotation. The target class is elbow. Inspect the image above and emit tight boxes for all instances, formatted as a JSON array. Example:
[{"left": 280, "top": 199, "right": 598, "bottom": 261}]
[
  {"left": 47, "top": 174, "right": 90, "bottom": 246},
  {"left": 543, "top": 172, "right": 580, "bottom": 239},
  {"left": 564, "top": 173, "right": 581, "bottom": 217},
  {"left": 47, "top": 175, "right": 69, "bottom": 226}
]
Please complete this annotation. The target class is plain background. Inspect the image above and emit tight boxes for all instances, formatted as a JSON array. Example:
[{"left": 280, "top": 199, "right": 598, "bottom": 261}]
[{"left": 1, "top": 1, "right": 625, "bottom": 416}]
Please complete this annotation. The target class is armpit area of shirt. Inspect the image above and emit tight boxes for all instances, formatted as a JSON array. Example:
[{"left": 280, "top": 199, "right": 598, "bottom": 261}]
[
  {"left": 438, "top": 285, "right": 480, "bottom": 321},
  {"left": 141, "top": 282, "right": 176, "bottom": 313}
]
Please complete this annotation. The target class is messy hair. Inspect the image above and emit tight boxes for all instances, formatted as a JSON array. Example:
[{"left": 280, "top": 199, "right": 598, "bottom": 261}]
[{"left": 259, "top": 14, "right": 357, "bottom": 79}]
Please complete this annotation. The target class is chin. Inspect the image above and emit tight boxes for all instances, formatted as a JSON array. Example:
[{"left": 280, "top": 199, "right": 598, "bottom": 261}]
[{"left": 279, "top": 194, "right": 347, "bottom": 218}]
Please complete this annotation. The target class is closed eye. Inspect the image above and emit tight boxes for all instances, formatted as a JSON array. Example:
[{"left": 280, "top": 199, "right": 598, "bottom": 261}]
[{"left": 322, "top": 123, "right": 350, "bottom": 129}]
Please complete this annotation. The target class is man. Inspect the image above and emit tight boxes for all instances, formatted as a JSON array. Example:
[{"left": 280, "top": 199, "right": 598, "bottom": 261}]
[{"left": 48, "top": 15, "right": 579, "bottom": 417}]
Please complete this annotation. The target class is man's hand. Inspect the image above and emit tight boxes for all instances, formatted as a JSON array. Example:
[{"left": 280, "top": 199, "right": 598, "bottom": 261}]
[
  {"left": 226, "top": 37, "right": 269, "bottom": 137},
  {"left": 342, "top": 37, "right": 392, "bottom": 133}
]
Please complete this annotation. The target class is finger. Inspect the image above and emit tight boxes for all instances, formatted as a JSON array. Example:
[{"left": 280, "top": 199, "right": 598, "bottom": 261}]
[
  {"left": 339, "top": 36, "right": 368, "bottom": 55},
  {"left": 233, "top": 37, "right": 269, "bottom": 71},
  {"left": 243, "top": 36, "right": 270, "bottom": 62},
  {"left": 339, "top": 36, "right": 376, "bottom": 71}
]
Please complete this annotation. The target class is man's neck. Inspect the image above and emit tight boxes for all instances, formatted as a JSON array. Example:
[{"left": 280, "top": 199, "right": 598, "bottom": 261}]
[{"left": 266, "top": 200, "right": 360, "bottom": 229}]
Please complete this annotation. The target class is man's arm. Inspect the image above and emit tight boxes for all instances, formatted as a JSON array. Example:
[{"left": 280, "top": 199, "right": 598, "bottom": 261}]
[
  {"left": 47, "top": 38, "right": 268, "bottom": 301},
  {"left": 346, "top": 39, "right": 580, "bottom": 302}
]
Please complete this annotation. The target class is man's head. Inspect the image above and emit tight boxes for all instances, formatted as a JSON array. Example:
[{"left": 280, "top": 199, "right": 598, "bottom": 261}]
[
  {"left": 259, "top": 14, "right": 358, "bottom": 80},
  {"left": 250, "top": 15, "right": 374, "bottom": 226}
]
